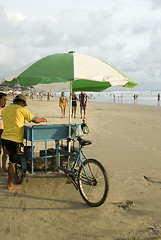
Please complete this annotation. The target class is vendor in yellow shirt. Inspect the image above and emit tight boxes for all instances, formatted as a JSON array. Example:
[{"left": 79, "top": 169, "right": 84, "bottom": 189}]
[{"left": 1, "top": 94, "right": 47, "bottom": 190}]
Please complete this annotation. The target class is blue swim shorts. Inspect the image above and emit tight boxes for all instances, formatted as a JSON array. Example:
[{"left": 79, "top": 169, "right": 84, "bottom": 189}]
[{"left": 80, "top": 104, "right": 87, "bottom": 111}]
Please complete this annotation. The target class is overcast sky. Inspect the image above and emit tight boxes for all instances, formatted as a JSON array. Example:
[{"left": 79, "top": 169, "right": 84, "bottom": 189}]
[{"left": 0, "top": 0, "right": 161, "bottom": 90}]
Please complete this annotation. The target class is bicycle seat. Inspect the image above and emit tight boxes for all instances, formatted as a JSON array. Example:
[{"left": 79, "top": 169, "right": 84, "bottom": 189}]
[{"left": 77, "top": 137, "right": 92, "bottom": 147}]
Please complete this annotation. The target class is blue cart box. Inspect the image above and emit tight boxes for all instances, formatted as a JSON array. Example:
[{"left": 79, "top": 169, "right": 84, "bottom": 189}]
[
  {"left": 23, "top": 124, "right": 80, "bottom": 174},
  {"left": 24, "top": 124, "right": 80, "bottom": 141}
]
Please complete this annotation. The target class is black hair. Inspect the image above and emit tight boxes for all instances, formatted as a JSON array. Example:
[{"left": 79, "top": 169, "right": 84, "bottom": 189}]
[
  {"left": 0, "top": 92, "right": 7, "bottom": 100},
  {"left": 13, "top": 99, "right": 25, "bottom": 105}
]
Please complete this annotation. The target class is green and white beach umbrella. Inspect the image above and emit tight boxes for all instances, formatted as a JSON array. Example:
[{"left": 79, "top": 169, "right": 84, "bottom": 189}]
[
  {"left": 3, "top": 52, "right": 137, "bottom": 92},
  {"left": 3, "top": 52, "right": 137, "bottom": 141}
]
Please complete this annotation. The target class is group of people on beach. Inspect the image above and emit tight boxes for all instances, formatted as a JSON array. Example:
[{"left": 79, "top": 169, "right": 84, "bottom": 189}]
[{"left": 59, "top": 91, "right": 88, "bottom": 119}]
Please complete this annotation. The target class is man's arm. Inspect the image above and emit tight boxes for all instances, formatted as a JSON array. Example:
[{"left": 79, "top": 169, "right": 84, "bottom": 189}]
[
  {"left": 32, "top": 117, "right": 47, "bottom": 123},
  {"left": 84, "top": 94, "right": 88, "bottom": 103}
]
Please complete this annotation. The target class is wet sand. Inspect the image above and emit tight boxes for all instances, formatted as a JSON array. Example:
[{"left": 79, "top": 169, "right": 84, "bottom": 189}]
[{"left": 0, "top": 97, "right": 161, "bottom": 240}]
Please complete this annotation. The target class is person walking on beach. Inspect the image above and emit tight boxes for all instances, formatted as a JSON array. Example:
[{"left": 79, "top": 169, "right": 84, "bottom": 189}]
[
  {"left": 59, "top": 92, "right": 68, "bottom": 118},
  {"left": 79, "top": 91, "right": 88, "bottom": 119},
  {"left": 0, "top": 92, "right": 8, "bottom": 176},
  {"left": 72, "top": 92, "right": 78, "bottom": 118},
  {"left": 39, "top": 92, "right": 43, "bottom": 100},
  {"left": 157, "top": 93, "right": 160, "bottom": 106},
  {"left": 158, "top": 93, "right": 160, "bottom": 101},
  {"left": 47, "top": 92, "right": 50, "bottom": 101},
  {"left": 1, "top": 94, "right": 47, "bottom": 190}
]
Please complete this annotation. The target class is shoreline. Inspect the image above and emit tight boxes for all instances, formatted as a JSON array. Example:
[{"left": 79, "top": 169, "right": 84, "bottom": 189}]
[
  {"left": 6, "top": 92, "right": 161, "bottom": 108},
  {"left": 89, "top": 95, "right": 161, "bottom": 107}
]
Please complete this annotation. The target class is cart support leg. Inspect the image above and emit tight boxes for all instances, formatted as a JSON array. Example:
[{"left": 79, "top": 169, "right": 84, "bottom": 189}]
[
  {"left": 45, "top": 141, "right": 47, "bottom": 173},
  {"left": 31, "top": 141, "right": 34, "bottom": 174},
  {"left": 56, "top": 141, "right": 60, "bottom": 170}
]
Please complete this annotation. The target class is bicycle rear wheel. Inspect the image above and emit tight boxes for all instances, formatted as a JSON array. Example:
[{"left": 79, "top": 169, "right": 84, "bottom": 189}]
[
  {"left": 78, "top": 159, "right": 109, "bottom": 207},
  {"left": 14, "top": 166, "right": 25, "bottom": 184}
]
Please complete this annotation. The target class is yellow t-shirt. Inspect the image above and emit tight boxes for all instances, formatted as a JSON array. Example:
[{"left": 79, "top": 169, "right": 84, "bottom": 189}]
[{"left": 1, "top": 104, "right": 35, "bottom": 143}]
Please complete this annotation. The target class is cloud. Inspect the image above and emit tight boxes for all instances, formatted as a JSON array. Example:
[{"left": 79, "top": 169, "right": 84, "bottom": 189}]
[
  {"left": 0, "top": 0, "right": 161, "bottom": 91},
  {"left": 6, "top": 10, "right": 25, "bottom": 22},
  {"left": 135, "top": 27, "right": 161, "bottom": 82},
  {"left": 149, "top": 0, "right": 161, "bottom": 8}
]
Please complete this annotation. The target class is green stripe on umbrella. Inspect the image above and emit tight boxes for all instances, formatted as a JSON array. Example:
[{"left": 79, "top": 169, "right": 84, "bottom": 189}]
[
  {"left": 18, "top": 53, "right": 74, "bottom": 86},
  {"left": 72, "top": 79, "right": 112, "bottom": 92}
]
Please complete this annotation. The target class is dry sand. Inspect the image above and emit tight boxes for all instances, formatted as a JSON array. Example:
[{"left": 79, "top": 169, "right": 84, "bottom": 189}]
[{"left": 1, "top": 96, "right": 161, "bottom": 240}]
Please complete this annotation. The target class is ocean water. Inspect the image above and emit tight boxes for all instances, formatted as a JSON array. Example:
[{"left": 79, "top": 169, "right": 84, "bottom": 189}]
[{"left": 88, "top": 91, "right": 161, "bottom": 107}]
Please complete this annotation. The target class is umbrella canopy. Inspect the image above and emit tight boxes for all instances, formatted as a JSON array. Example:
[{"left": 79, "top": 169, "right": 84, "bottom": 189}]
[
  {"left": 2, "top": 52, "right": 137, "bottom": 148},
  {"left": 3, "top": 52, "right": 137, "bottom": 92}
]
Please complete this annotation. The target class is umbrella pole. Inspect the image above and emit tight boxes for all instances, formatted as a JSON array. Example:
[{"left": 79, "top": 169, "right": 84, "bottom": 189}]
[
  {"left": 69, "top": 81, "right": 72, "bottom": 126},
  {"left": 68, "top": 81, "right": 72, "bottom": 156}
]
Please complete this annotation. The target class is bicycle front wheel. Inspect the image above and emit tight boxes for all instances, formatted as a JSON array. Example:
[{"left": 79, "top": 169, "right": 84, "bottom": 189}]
[{"left": 78, "top": 159, "right": 109, "bottom": 207}]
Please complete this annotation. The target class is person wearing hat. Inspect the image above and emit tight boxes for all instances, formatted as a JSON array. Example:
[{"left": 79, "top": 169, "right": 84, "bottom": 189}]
[{"left": 1, "top": 94, "right": 47, "bottom": 190}]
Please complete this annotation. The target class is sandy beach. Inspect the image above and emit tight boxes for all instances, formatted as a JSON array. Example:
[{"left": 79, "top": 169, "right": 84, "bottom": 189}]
[{"left": 1, "top": 96, "right": 161, "bottom": 240}]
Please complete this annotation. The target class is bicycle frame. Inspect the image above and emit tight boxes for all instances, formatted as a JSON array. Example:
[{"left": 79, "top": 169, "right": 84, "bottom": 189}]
[{"left": 57, "top": 140, "right": 89, "bottom": 183}]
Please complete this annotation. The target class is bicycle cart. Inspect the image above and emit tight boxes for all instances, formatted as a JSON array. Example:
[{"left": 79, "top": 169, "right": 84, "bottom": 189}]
[{"left": 14, "top": 123, "right": 109, "bottom": 207}]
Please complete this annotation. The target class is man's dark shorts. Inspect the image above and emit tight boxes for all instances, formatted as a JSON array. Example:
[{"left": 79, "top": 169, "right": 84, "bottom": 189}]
[
  {"left": 80, "top": 104, "right": 87, "bottom": 111},
  {"left": 1, "top": 139, "right": 20, "bottom": 164},
  {"left": 0, "top": 129, "right": 3, "bottom": 146}
]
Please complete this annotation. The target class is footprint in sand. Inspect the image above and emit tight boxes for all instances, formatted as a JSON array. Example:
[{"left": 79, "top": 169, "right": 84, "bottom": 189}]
[
  {"left": 113, "top": 200, "right": 135, "bottom": 209},
  {"left": 143, "top": 176, "right": 161, "bottom": 184},
  {"left": 19, "top": 202, "right": 27, "bottom": 211}
]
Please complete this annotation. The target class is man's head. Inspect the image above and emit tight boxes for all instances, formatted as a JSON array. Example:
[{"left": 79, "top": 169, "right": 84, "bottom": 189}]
[
  {"left": 81, "top": 91, "right": 84, "bottom": 94},
  {"left": 13, "top": 94, "right": 27, "bottom": 107},
  {"left": 0, "top": 92, "right": 7, "bottom": 108}
]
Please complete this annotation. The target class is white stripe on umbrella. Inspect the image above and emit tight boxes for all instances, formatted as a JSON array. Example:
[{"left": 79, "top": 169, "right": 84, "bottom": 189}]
[{"left": 73, "top": 53, "right": 128, "bottom": 86}]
